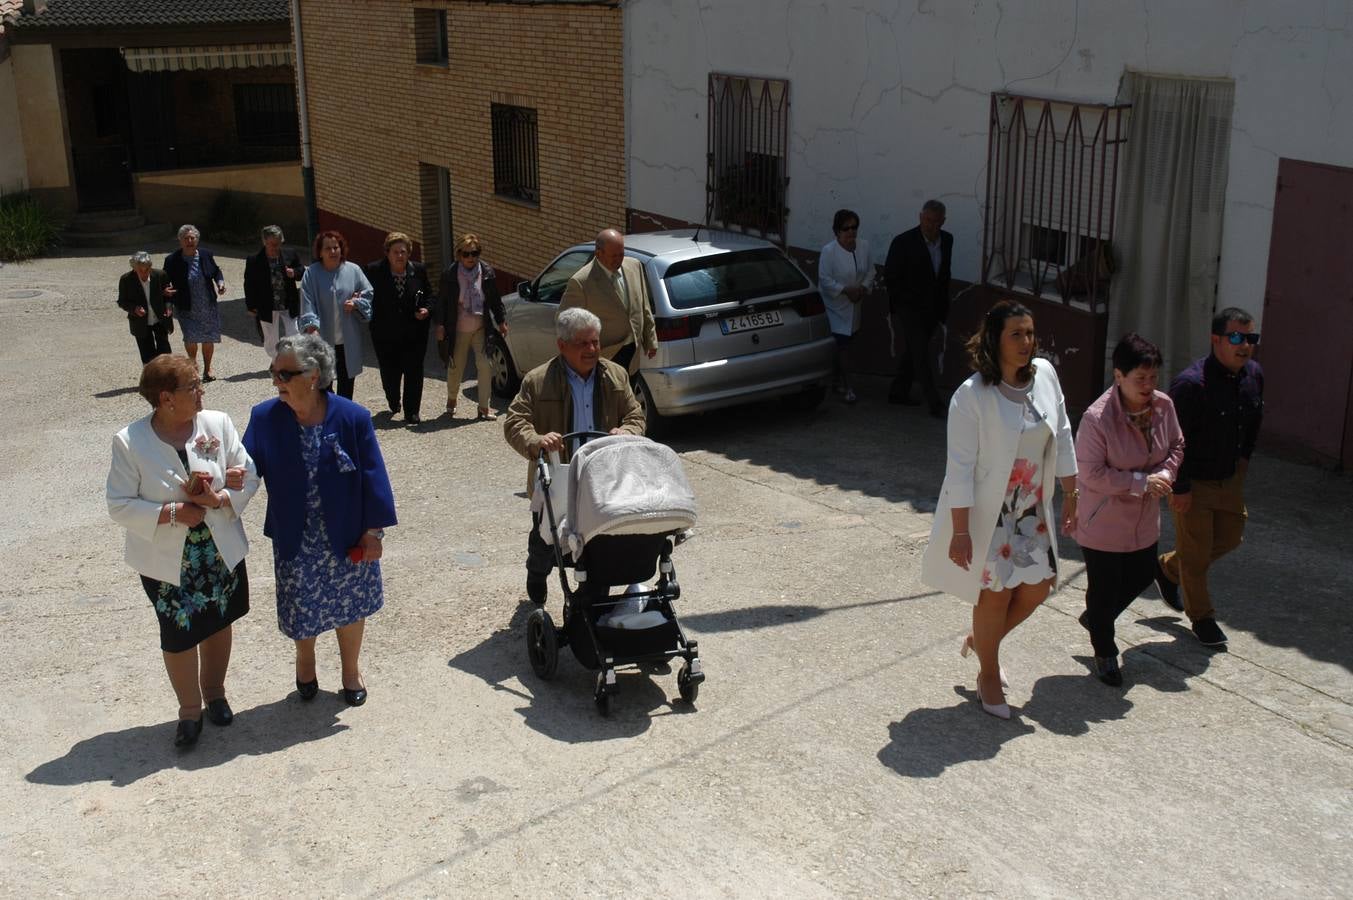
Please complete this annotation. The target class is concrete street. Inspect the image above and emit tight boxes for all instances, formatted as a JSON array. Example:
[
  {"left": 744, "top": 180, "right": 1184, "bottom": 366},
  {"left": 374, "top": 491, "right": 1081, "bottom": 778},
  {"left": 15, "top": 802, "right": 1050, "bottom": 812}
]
[{"left": 1, "top": 246, "right": 1349, "bottom": 898}]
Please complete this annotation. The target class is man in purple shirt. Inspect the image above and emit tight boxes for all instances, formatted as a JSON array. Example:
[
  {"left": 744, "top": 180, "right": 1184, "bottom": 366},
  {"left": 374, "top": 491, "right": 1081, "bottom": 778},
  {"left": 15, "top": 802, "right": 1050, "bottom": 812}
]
[{"left": 1155, "top": 307, "right": 1265, "bottom": 647}]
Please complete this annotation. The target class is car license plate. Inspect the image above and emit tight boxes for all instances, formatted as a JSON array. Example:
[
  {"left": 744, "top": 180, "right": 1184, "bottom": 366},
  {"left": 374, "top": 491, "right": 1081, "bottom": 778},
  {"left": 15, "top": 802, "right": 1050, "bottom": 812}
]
[{"left": 720, "top": 309, "right": 784, "bottom": 334}]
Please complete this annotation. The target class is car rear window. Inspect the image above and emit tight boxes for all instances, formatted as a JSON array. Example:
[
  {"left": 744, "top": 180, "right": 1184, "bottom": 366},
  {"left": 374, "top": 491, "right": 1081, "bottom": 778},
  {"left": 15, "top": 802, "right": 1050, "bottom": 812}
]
[{"left": 662, "top": 249, "right": 810, "bottom": 310}]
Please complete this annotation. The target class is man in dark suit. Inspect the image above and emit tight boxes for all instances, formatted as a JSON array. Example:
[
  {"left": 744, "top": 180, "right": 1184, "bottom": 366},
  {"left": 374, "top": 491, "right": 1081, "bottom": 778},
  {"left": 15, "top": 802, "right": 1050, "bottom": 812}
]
[
  {"left": 885, "top": 199, "right": 952, "bottom": 417},
  {"left": 117, "top": 251, "right": 176, "bottom": 365}
]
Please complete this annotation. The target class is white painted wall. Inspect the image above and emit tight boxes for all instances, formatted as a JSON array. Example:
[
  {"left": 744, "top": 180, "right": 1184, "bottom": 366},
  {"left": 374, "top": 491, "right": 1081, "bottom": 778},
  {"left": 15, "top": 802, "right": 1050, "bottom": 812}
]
[
  {"left": 625, "top": 0, "right": 1353, "bottom": 319},
  {"left": 0, "top": 50, "right": 28, "bottom": 194}
]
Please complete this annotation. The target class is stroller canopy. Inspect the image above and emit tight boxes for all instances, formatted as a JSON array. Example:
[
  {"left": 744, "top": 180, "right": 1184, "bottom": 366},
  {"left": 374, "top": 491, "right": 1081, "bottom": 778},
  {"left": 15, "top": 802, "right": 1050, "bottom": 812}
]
[{"left": 566, "top": 435, "right": 697, "bottom": 545}]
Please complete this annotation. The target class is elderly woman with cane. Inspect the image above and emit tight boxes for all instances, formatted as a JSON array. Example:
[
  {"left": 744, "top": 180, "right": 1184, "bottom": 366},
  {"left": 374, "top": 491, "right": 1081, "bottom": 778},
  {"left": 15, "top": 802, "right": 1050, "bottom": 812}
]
[
  {"left": 243, "top": 333, "right": 396, "bottom": 706},
  {"left": 921, "top": 299, "right": 1079, "bottom": 719}
]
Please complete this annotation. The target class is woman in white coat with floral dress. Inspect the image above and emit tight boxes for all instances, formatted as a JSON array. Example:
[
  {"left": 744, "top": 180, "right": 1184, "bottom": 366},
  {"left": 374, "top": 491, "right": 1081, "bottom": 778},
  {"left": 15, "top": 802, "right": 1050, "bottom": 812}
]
[{"left": 921, "top": 300, "right": 1079, "bottom": 719}]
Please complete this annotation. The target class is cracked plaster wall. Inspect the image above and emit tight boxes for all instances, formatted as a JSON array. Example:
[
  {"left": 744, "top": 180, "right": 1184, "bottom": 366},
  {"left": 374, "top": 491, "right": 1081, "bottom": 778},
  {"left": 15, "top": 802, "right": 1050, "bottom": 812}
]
[{"left": 625, "top": 0, "right": 1353, "bottom": 320}]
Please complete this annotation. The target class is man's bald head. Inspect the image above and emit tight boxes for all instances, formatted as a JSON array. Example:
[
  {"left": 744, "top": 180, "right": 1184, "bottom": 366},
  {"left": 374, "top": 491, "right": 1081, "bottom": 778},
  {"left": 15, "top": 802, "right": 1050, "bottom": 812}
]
[{"left": 595, "top": 228, "right": 625, "bottom": 271}]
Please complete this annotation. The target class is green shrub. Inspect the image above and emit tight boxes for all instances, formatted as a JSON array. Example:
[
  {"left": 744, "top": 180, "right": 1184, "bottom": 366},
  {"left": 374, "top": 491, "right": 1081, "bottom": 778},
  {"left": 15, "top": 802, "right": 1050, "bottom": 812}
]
[
  {"left": 0, "top": 192, "right": 63, "bottom": 261},
  {"left": 204, "top": 189, "right": 265, "bottom": 246}
]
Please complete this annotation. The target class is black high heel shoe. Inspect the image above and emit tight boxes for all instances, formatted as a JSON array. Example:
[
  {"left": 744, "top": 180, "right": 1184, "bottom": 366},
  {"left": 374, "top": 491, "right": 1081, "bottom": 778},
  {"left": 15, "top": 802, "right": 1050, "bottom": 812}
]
[
  {"left": 174, "top": 716, "right": 203, "bottom": 748},
  {"left": 296, "top": 677, "right": 319, "bottom": 701},
  {"left": 343, "top": 686, "right": 367, "bottom": 707}
]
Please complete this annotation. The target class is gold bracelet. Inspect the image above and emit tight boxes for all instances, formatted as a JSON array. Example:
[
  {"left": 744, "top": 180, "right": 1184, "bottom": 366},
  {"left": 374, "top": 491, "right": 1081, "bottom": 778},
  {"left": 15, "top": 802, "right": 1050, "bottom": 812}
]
[{"left": 1067, "top": 488, "right": 1080, "bottom": 500}]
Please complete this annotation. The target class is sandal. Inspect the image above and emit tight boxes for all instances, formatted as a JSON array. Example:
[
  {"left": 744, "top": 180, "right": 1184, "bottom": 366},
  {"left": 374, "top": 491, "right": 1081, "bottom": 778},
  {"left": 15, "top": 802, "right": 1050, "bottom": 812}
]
[{"left": 477, "top": 407, "right": 495, "bottom": 420}]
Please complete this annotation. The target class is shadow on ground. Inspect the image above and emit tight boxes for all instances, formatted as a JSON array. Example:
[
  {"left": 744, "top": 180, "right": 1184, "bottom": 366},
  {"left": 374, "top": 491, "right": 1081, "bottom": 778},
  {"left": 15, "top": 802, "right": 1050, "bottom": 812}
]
[
  {"left": 878, "top": 622, "right": 1218, "bottom": 778},
  {"left": 447, "top": 601, "right": 694, "bottom": 743},
  {"left": 26, "top": 694, "right": 348, "bottom": 788}
]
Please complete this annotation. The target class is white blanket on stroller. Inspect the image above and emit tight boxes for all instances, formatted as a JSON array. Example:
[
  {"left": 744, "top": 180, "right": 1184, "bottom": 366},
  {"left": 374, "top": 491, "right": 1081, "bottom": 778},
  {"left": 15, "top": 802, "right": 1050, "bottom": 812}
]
[{"left": 567, "top": 435, "right": 697, "bottom": 546}]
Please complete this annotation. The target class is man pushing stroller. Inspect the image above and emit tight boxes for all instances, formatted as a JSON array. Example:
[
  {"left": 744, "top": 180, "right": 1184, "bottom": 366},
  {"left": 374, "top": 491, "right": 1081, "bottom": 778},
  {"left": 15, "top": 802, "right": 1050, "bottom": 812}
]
[{"left": 504, "top": 307, "right": 646, "bottom": 605}]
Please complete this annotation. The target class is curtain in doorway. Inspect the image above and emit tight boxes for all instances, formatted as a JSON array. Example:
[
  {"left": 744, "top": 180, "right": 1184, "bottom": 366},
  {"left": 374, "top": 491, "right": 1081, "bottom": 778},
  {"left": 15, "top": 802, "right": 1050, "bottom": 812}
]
[{"left": 1109, "top": 74, "right": 1234, "bottom": 379}]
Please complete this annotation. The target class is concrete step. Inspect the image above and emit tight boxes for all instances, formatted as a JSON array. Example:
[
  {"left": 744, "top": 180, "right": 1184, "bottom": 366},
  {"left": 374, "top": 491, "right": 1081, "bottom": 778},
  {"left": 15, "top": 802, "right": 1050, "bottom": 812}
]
[
  {"left": 63, "top": 222, "right": 175, "bottom": 249},
  {"left": 69, "top": 210, "right": 148, "bottom": 232}
]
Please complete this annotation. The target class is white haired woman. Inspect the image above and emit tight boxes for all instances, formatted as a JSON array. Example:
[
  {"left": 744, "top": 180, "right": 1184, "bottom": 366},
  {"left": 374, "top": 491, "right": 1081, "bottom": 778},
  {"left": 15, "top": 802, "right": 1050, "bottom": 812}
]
[
  {"left": 163, "top": 225, "right": 227, "bottom": 381},
  {"left": 243, "top": 333, "right": 396, "bottom": 706}
]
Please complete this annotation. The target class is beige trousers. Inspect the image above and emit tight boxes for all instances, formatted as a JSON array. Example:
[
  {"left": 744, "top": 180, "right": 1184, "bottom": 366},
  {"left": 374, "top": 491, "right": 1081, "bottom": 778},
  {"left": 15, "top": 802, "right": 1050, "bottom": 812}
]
[{"left": 447, "top": 326, "right": 491, "bottom": 409}]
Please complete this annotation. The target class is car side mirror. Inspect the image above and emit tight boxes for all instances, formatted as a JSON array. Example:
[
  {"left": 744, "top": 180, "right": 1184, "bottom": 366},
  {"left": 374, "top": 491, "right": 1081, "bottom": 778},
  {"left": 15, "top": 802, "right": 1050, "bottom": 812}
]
[{"left": 517, "top": 280, "right": 533, "bottom": 301}]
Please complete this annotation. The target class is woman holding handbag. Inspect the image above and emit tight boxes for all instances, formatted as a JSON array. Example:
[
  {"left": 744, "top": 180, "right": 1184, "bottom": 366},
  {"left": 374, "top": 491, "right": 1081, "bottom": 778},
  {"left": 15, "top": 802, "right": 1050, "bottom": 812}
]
[
  {"left": 366, "top": 232, "right": 433, "bottom": 424},
  {"left": 817, "top": 209, "right": 874, "bottom": 404}
]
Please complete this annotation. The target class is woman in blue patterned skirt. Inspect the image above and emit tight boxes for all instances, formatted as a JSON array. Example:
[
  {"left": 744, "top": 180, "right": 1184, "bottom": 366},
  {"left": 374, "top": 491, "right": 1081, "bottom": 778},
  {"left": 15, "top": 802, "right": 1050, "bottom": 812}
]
[
  {"left": 163, "top": 224, "right": 227, "bottom": 381},
  {"left": 243, "top": 333, "right": 396, "bottom": 706}
]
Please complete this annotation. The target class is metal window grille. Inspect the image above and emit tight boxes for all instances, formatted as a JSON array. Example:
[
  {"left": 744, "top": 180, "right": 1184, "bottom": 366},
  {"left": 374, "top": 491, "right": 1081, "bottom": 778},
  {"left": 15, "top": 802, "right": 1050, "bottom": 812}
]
[
  {"left": 706, "top": 74, "right": 789, "bottom": 245},
  {"left": 233, "top": 83, "right": 300, "bottom": 148},
  {"left": 414, "top": 8, "right": 449, "bottom": 65},
  {"left": 982, "top": 93, "right": 1129, "bottom": 308},
  {"left": 491, "top": 104, "right": 539, "bottom": 205}
]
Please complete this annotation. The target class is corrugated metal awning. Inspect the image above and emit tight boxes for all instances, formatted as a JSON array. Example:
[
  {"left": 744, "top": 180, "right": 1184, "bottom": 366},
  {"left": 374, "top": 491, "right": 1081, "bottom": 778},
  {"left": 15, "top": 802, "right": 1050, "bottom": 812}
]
[{"left": 120, "top": 43, "right": 293, "bottom": 73}]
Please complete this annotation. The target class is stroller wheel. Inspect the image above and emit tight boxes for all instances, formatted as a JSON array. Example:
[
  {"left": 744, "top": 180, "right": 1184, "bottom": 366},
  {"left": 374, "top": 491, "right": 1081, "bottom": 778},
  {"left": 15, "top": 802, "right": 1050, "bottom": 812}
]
[
  {"left": 526, "top": 608, "right": 559, "bottom": 680},
  {"left": 594, "top": 672, "right": 612, "bottom": 717},
  {"left": 677, "top": 663, "right": 700, "bottom": 705}
]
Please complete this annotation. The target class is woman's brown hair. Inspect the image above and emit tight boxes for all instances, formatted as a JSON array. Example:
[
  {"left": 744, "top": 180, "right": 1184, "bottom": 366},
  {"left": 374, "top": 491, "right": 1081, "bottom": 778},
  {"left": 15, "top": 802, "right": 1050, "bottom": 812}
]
[
  {"left": 966, "top": 298, "right": 1036, "bottom": 386},
  {"left": 454, "top": 233, "right": 482, "bottom": 255},
  {"left": 313, "top": 229, "right": 348, "bottom": 262},
  {"left": 383, "top": 231, "right": 413, "bottom": 252},
  {"left": 138, "top": 354, "right": 198, "bottom": 407}
]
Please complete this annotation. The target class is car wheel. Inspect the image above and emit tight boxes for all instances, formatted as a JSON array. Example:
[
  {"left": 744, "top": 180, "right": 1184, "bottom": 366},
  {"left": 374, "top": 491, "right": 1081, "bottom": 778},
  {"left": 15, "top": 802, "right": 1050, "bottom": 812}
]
[
  {"left": 634, "top": 375, "right": 669, "bottom": 440},
  {"left": 784, "top": 385, "right": 827, "bottom": 412},
  {"left": 484, "top": 332, "right": 520, "bottom": 399}
]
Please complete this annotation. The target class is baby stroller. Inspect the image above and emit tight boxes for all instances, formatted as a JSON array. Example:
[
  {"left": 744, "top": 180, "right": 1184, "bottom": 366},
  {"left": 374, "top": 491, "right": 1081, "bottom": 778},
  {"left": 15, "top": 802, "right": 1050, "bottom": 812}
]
[{"left": 526, "top": 431, "right": 704, "bottom": 716}]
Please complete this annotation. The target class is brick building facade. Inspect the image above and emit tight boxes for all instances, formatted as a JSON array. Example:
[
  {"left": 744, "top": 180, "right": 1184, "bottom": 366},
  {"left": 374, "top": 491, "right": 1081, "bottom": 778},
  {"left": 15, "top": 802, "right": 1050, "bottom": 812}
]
[{"left": 297, "top": 0, "right": 624, "bottom": 290}]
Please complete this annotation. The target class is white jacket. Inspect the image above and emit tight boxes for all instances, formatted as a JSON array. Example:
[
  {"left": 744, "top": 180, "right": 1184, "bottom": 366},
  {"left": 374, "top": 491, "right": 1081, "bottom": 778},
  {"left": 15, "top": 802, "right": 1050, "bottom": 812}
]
[
  {"left": 921, "top": 357, "right": 1078, "bottom": 604},
  {"left": 106, "top": 410, "right": 260, "bottom": 584}
]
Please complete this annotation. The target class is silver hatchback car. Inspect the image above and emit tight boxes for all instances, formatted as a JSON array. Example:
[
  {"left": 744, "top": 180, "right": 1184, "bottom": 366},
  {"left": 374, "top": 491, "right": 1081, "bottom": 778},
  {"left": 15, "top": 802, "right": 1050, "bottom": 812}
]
[{"left": 485, "top": 229, "right": 835, "bottom": 430}]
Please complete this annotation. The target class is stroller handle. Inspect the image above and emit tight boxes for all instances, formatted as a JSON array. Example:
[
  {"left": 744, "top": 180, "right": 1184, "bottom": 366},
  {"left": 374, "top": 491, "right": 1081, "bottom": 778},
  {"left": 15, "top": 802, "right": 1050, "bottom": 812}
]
[{"left": 535, "top": 430, "right": 615, "bottom": 469}]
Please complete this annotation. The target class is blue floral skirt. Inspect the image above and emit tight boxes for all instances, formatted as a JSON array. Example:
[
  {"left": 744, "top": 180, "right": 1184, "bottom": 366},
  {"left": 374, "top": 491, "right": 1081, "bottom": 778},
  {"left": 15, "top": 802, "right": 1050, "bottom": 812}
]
[{"left": 140, "top": 523, "right": 249, "bottom": 652}]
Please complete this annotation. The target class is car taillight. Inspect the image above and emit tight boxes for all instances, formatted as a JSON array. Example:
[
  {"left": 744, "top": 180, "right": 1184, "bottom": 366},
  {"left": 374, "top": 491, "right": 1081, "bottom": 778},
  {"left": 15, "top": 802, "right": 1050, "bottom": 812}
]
[
  {"left": 795, "top": 294, "right": 825, "bottom": 316},
  {"left": 656, "top": 316, "right": 692, "bottom": 341}
]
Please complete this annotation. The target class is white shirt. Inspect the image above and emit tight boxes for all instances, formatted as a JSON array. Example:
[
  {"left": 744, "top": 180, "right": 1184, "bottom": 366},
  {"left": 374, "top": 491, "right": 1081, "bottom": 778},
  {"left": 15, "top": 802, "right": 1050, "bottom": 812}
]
[
  {"left": 817, "top": 237, "right": 875, "bottom": 336},
  {"left": 139, "top": 276, "right": 159, "bottom": 324}
]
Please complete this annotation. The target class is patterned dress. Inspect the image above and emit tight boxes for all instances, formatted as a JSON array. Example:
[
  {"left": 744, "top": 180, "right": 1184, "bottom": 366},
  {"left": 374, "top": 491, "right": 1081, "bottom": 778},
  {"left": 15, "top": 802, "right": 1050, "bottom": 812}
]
[
  {"left": 980, "top": 381, "right": 1056, "bottom": 593},
  {"left": 139, "top": 450, "right": 249, "bottom": 652},
  {"left": 178, "top": 254, "right": 222, "bottom": 343},
  {"left": 273, "top": 424, "right": 384, "bottom": 639}
]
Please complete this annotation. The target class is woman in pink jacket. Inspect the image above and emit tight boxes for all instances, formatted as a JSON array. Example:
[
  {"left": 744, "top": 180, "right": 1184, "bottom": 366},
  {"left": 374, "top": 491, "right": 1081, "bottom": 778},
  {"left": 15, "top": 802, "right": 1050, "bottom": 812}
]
[{"left": 1074, "top": 333, "right": 1185, "bottom": 686}]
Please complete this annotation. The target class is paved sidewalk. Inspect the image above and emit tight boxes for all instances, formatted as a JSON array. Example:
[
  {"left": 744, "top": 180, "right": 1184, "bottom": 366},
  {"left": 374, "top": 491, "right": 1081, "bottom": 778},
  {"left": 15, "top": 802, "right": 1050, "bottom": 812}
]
[{"left": 0, "top": 249, "right": 1349, "bottom": 898}]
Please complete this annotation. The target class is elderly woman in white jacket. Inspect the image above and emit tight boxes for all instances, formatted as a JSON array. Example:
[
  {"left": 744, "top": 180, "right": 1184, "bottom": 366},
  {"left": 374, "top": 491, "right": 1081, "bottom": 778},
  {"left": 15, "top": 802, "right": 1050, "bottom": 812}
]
[
  {"left": 818, "top": 208, "right": 875, "bottom": 404},
  {"left": 921, "top": 300, "right": 1078, "bottom": 719},
  {"left": 107, "top": 354, "right": 259, "bottom": 748}
]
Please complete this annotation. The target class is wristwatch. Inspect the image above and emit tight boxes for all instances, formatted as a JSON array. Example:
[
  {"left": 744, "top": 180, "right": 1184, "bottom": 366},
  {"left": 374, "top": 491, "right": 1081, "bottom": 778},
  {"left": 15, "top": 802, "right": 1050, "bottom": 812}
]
[{"left": 366, "top": 528, "right": 385, "bottom": 540}]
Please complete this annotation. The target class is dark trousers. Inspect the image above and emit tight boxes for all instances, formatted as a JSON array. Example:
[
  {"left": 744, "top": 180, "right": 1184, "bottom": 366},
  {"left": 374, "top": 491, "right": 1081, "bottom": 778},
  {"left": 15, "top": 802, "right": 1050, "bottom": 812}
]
[
  {"left": 527, "top": 511, "right": 554, "bottom": 577},
  {"left": 1081, "top": 544, "right": 1158, "bottom": 658},
  {"left": 611, "top": 342, "right": 637, "bottom": 372},
  {"left": 132, "top": 323, "right": 173, "bottom": 365},
  {"left": 890, "top": 313, "right": 941, "bottom": 407},
  {"left": 334, "top": 343, "right": 356, "bottom": 399},
  {"left": 373, "top": 337, "right": 426, "bottom": 415}
]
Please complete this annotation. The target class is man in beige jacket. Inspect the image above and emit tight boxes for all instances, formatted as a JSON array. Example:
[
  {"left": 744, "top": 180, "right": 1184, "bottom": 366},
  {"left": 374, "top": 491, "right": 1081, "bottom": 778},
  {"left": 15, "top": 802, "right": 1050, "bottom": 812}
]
[
  {"left": 558, "top": 229, "right": 658, "bottom": 375},
  {"left": 504, "top": 307, "right": 646, "bottom": 604}
]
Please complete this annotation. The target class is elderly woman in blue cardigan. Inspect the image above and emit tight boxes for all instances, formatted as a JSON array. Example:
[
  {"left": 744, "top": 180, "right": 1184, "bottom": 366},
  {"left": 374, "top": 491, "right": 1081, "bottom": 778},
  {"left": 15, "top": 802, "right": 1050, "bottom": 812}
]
[
  {"left": 300, "top": 229, "right": 373, "bottom": 400},
  {"left": 243, "top": 333, "right": 396, "bottom": 706}
]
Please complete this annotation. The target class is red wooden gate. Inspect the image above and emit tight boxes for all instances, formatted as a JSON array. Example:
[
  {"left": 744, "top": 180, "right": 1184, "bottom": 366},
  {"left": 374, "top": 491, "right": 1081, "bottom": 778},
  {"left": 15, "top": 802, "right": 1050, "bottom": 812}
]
[{"left": 1259, "top": 159, "right": 1353, "bottom": 469}]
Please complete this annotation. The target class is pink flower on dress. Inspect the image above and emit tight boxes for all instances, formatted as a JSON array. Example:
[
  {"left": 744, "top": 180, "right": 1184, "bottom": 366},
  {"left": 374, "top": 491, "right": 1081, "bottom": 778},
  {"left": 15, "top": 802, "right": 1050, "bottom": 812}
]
[
  {"left": 193, "top": 434, "right": 221, "bottom": 457},
  {"left": 1008, "top": 458, "right": 1038, "bottom": 492},
  {"left": 997, "top": 543, "right": 1013, "bottom": 560}
]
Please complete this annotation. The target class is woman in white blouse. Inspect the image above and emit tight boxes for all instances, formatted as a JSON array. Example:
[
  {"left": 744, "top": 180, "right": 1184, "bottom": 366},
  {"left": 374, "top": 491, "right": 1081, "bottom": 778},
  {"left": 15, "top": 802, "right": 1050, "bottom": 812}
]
[
  {"left": 106, "top": 355, "right": 259, "bottom": 748},
  {"left": 818, "top": 209, "right": 875, "bottom": 404}
]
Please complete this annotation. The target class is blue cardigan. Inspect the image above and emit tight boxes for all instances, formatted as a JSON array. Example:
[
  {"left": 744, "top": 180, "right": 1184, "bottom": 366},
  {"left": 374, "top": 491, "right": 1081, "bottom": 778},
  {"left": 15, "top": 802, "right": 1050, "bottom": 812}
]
[{"left": 242, "top": 395, "right": 397, "bottom": 561}]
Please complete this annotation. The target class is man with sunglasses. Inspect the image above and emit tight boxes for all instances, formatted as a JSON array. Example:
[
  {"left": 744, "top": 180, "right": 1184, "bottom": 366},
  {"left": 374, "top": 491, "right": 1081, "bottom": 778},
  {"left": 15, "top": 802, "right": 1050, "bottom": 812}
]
[{"left": 1155, "top": 307, "right": 1265, "bottom": 647}]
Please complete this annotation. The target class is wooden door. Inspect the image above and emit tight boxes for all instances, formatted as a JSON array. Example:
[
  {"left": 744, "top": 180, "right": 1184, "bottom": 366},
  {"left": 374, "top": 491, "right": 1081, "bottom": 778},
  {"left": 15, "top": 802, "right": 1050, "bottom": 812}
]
[{"left": 1259, "top": 159, "right": 1353, "bottom": 468}]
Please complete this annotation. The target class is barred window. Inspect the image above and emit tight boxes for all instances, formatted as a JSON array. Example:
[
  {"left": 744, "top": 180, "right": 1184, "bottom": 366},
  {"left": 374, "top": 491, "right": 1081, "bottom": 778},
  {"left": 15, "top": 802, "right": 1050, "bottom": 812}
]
[
  {"left": 982, "top": 93, "right": 1129, "bottom": 308},
  {"left": 491, "top": 104, "right": 539, "bottom": 205},
  {"left": 706, "top": 74, "right": 789, "bottom": 245},
  {"left": 414, "top": 7, "right": 448, "bottom": 65},
  {"left": 233, "top": 84, "right": 299, "bottom": 148}
]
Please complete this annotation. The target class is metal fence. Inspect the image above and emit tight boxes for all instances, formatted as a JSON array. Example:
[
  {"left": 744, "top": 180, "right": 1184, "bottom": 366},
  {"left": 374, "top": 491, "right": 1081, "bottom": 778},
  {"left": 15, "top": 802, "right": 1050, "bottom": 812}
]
[
  {"left": 706, "top": 74, "right": 790, "bottom": 246},
  {"left": 491, "top": 104, "right": 540, "bottom": 205},
  {"left": 982, "top": 93, "right": 1130, "bottom": 309}
]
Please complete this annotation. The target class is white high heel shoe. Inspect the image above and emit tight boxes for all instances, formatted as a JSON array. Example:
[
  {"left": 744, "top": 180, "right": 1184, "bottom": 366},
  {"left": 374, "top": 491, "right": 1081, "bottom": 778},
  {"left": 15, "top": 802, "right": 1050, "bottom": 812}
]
[
  {"left": 975, "top": 679, "right": 1011, "bottom": 720},
  {"left": 960, "top": 635, "right": 1010, "bottom": 689}
]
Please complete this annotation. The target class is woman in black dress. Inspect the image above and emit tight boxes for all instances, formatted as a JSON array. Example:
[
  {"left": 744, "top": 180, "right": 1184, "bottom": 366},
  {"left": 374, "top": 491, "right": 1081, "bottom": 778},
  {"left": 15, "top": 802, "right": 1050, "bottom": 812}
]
[{"left": 106, "top": 355, "right": 260, "bottom": 747}]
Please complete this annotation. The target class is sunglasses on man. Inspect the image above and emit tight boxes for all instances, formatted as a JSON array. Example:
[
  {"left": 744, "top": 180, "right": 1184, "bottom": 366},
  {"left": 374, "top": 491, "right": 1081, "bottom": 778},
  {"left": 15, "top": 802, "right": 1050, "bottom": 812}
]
[{"left": 1218, "top": 331, "right": 1260, "bottom": 346}]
